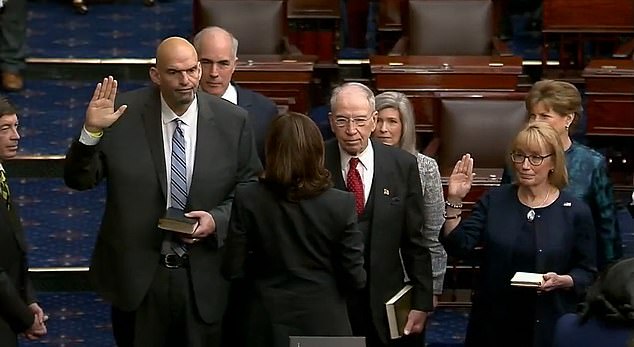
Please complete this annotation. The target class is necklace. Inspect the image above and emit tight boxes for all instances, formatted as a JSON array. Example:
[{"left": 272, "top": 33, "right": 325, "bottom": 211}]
[{"left": 526, "top": 188, "right": 551, "bottom": 222}]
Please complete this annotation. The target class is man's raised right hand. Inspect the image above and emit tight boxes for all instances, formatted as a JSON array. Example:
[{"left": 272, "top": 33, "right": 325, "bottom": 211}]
[{"left": 84, "top": 76, "right": 128, "bottom": 133}]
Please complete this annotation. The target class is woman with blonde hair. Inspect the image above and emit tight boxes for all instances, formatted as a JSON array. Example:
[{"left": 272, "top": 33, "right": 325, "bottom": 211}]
[
  {"left": 442, "top": 122, "right": 597, "bottom": 347},
  {"left": 503, "top": 79, "right": 620, "bottom": 269}
]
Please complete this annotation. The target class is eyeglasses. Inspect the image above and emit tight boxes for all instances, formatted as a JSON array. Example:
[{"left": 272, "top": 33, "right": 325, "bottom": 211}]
[
  {"left": 510, "top": 153, "right": 553, "bottom": 166},
  {"left": 333, "top": 116, "right": 372, "bottom": 128}
]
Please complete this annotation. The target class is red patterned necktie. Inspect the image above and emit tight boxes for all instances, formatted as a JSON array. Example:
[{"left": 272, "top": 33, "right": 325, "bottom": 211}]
[{"left": 346, "top": 157, "right": 365, "bottom": 215}]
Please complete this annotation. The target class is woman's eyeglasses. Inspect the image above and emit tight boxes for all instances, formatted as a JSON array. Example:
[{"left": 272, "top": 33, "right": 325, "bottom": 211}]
[{"left": 510, "top": 153, "right": 553, "bottom": 166}]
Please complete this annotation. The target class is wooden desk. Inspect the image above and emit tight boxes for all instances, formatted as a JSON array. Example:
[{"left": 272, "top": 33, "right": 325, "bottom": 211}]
[
  {"left": 233, "top": 55, "right": 315, "bottom": 114},
  {"left": 542, "top": 0, "right": 634, "bottom": 66},
  {"left": 582, "top": 59, "right": 634, "bottom": 136},
  {"left": 543, "top": 0, "right": 634, "bottom": 33},
  {"left": 370, "top": 55, "right": 523, "bottom": 131},
  {"left": 287, "top": 0, "right": 339, "bottom": 19}
]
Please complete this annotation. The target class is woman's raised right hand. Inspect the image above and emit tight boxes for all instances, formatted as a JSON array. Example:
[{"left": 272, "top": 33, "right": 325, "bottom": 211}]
[{"left": 447, "top": 153, "right": 474, "bottom": 200}]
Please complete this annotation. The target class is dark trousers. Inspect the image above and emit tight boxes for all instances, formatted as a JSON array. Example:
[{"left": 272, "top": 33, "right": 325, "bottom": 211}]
[
  {"left": 111, "top": 266, "right": 221, "bottom": 347},
  {"left": 348, "top": 289, "right": 425, "bottom": 347},
  {"left": 0, "top": 0, "right": 27, "bottom": 72}
]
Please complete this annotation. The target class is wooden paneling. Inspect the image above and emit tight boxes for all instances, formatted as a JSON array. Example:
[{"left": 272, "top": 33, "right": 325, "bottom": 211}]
[
  {"left": 583, "top": 59, "right": 634, "bottom": 136},
  {"left": 543, "top": 0, "right": 634, "bottom": 32},
  {"left": 233, "top": 55, "right": 315, "bottom": 114},
  {"left": 287, "top": 0, "right": 339, "bottom": 18},
  {"left": 371, "top": 55, "right": 523, "bottom": 131}
]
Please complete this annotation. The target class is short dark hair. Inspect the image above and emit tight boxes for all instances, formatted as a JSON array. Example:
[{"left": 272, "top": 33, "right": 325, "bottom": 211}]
[
  {"left": 262, "top": 112, "right": 332, "bottom": 202},
  {"left": 581, "top": 257, "right": 634, "bottom": 328},
  {"left": 0, "top": 96, "right": 17, "bottom": 117}
]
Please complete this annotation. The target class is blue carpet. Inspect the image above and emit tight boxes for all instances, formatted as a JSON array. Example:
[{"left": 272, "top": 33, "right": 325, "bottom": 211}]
[
  {"left": 28, "top": 0, "right": 191, "bottom": 59},
  {"left": 19, "top": 292, "right": 114, "bottom": 347},
  {"left": 10, "top": 177, "right": 105, "bottom": 268},
  {"left": 15, "top": 291, "right": 468, "bottom": 347},
  {"left": 426, "top": 308, "right": 468, "bottom": 347},
  {"left": 10, "top": 79, "right": 149, "bottom": 155}
]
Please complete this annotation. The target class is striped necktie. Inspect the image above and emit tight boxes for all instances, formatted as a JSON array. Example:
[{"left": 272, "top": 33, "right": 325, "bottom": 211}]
[
  {"left": 169, "top": 119, "right": 188, "bottom": 256},
  {"left": 0, "top": 169, "right": 10, "bottom": 209},
  {"left": 170, "top": 119, "right": 188, "bottom": 210}
]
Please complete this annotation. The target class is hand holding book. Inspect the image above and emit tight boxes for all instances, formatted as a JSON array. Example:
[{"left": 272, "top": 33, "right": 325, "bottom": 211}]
[
  {"left": 540, "top": 272, "right": 574, "bottom": 292},
  {"left": 158, "top": 207, "right": 198, "bottom": 235},
  {"left": 510, "top": 272, "right": 574, "bottom": 291}
]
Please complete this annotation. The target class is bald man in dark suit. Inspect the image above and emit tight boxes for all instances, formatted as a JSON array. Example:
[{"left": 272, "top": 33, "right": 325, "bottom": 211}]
[{"left": 63, "top": 38, "right": 261, "bottom": 347}]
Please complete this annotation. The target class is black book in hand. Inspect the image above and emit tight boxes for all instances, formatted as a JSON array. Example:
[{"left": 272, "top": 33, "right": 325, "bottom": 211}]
[{"left": 158, "top": 208, "right": 197, "bottom": 234}]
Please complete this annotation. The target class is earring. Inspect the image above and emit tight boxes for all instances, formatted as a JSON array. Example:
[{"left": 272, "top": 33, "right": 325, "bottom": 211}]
[
  {"left": 564, "top": 125, "right": 569, "bottom": 130},
  {"left": 549, "top": 169, "right": 554, "bottom": 173}
]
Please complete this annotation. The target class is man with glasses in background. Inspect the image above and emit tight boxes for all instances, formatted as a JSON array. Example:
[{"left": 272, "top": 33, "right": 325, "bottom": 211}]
[{"left": 324, "top": 82, "right": 433, "bottom": 347}]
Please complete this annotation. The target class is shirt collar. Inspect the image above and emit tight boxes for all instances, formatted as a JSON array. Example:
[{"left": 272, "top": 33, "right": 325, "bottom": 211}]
[
  {"left": 338, "top": 139, "right": 374, "bottom": 170},
  {"left": 221, "top": 83, "right": 238, "bottom": 105},
  {"left": 160, "top": 94, "right": 198, "bottom": 126}
]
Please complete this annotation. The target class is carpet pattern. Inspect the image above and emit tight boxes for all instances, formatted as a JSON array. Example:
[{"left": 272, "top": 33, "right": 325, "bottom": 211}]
[{"left": 27, "top": 0, "right": 190, "bottom": 59}]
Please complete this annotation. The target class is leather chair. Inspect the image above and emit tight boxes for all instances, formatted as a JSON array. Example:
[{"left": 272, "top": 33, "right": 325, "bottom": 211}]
[
  {"left": 435, "top": 95, "right": 527, "bottom": 176},
  {"left": 193, "top": 0, "right": 300, "bottom": 55},
  {"left": 390, "top": 0, "right": 511, "bottom": 56}
]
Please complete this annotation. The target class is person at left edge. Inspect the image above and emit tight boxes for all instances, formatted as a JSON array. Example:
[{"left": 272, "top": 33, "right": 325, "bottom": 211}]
[
  {"left": 0, "top": 97, "right": 47, "bottom": 346},
  {"left": 63, "top": 37, "right": 262, "bottom": 347}
]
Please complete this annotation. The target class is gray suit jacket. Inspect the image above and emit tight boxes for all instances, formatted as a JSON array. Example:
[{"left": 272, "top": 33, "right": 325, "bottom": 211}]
[{"left": 63, "top": 87, "right": 262, "bottom": 323}]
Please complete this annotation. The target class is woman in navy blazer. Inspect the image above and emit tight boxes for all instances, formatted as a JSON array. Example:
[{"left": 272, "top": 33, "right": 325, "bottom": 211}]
[
  {"left": 222, "top": 112, "right": 367, "bottom": 347},
  {"left": 441, "top": 123, "right": 597, "bottom": 347}
]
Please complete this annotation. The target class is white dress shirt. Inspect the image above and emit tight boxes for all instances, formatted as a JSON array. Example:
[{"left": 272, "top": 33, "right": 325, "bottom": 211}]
[{"left": 338, "top": 141, "right": 375, "bottom": 206}]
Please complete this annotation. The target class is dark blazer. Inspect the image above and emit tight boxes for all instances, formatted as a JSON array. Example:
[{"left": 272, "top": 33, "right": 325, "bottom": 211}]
[
  {"left": 63, "top": 87, "right": 262, "bottom": 324},
  {"left": 324, "top": 138, "right": 433, "bottom": 343},
  {"left": 235, "top": 84, "right": 278, "bottom": 162},
  {"left": 0, "top": 184, "right": 36, "bottom": 347},
  {"left": 222, "top": 182, "right": 367, "bottom": 347},
  {"left": 441, "top": 185, "right": 597, "bottom": 347}
]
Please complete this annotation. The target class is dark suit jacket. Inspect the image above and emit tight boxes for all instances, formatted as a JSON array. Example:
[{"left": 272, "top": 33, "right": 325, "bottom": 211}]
[
  {"left": 235, "top": 84, "right": 278, "bottom": 162},
  {"left": 324, "top": 139, "right": 433, "bottom": 343},
  {"left": 63, "top": 87, "right": 262, "bottom": 324},
  {"left": 222, "top": 182, "right": 366, "bottom": 347},
  {"left": 441, "top": 185, "right": 597, "bottom": 347},
  {"left": 0, "top": 184, "right": 36, "bottom": 347}
]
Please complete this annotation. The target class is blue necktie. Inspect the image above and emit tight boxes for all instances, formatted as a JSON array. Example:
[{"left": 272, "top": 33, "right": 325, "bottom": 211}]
[
  {"left": 169, "top": 119, "right": 188, "bottom": 256},
  {"left": 170, "top": 119, "right": 187, "bottom": 210}
]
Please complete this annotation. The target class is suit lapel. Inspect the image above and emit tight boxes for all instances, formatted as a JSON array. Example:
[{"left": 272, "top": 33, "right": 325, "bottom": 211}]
[
  {"left": 235, "top": 84, "right": 253, "bottom": 110},
  {"left": 189, "top": 93, "right": 221, "bottom": 207},
  {"left": 142, "top": 89, "right": 168, "bottom": 200},
  {"left": 325, "top": 140, "right": 346, "bottom": 190},
  {"left": 369, "top": 141, "right": 391, "bottom": 224}
]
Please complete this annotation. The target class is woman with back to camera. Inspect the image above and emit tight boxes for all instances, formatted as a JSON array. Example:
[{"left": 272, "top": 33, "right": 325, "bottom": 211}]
[
  {"left": 503, "top": 80, "right": 620, "bottom": 269},
  {"left": 221, "top": 112, "right": 367, "bottom": 347},
  {"left": 553, "top": 257, "right": 634, "bottom": 347},
  {"left": 372, "top": 91, "right": 447, "bottom": 308},
  {"left": 442, "top": 122, "right": 597, "bottom": 347}
]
